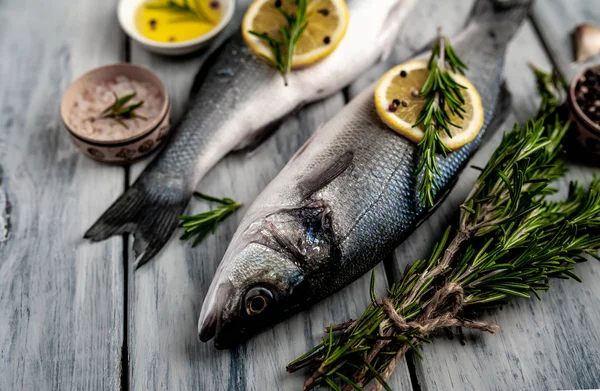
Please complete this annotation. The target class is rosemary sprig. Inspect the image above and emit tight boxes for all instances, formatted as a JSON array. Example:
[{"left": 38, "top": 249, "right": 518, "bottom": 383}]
[
  {"left": 99, "top": 92, "right": 146, "bottom": 129},
  {"left": 145, "top": 0, "right": 215, "bottom": 24},
  {"left": 415, "top": 31, "right": 469, "bottom": 207},
  {"left": 288, "top": 68, "right": 590, "bottom": 391},
  {"left": 179, "top": 192, "right": 242, "bottom": 247},
  {"left": 529, "top": 63, "right": 567, "bottom": 118},
  {"left": 249, "top": 0, "right": 309, "bottom": 86}
]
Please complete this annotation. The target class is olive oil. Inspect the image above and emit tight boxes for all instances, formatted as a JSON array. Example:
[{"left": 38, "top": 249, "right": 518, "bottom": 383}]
[{"left": 136, "top": 0, "right": 223, "bottom": 43}]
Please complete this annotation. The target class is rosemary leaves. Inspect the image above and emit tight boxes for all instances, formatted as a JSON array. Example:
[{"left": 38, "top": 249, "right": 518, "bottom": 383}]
[
  {"left": 179, "top": 192, "right": 242, "bottom": 247},
  {"left": 248, "top": 0, "right": 309, "bottom": 86},
  {"left": 414, "top": 31, "right": 469, "bottom": 207},
  {"left": 99, "top": 92, "right": 146, "bottom": 129},
  {"left": 145, "top": 0, "right": 215, "bottom": 24}
]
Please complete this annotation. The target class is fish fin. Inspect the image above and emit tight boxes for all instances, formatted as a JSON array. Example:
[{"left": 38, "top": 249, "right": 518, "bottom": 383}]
[
  {"left": 298, "top": 151, "right": 354, "bottom": 199},
  {"left": 482, "top": 81, "right": 512, "bottom": 143},
  {"left": 468, "top": 0, "right": 532, "bottom": 42},
  {"left": 84, "top": 172, "right": 188, "bottom": 269}
]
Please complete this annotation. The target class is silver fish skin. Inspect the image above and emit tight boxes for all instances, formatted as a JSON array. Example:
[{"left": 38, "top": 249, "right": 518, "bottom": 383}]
[
  {"left": 84, "top": 0, "right": 418, "bottom": 267},
  {"left": 199, "top": 0, "right": 530, "bottom": 348}
]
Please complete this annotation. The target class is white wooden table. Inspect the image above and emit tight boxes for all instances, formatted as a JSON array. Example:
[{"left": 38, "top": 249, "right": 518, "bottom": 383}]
[{"left": 1, "top": 0, "right": 599, "bottom": 390}]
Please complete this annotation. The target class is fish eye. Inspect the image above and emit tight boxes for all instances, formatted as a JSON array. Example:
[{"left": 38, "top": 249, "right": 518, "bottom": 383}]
[{"left": 245, "top": 287, "right": 273, "bottom": 316}]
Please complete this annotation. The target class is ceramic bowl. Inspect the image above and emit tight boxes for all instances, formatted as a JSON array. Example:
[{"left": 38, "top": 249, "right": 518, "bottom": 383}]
[
  {"left": 567, "top": 64, "right": 600, "bottom": 162},
  {"left": 61, "top": 63, "right": 171, "bottom": 165},
  {"left": 117, "top": 0, "right": 235, "bottom": 56}
]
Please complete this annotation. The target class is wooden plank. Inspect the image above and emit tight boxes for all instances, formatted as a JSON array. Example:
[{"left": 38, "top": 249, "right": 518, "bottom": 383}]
[
  {"left": 390, "top": 21, "right": 600, "bottom": 390},
  {"left": 126, "top": 2, "right": 244, "bottom": 390},
  {"left": 0, "top": 0, "right": 125, "bottom": 389},
  {"left": 532, "top": 0, "right": 600, "bottom": 80}
]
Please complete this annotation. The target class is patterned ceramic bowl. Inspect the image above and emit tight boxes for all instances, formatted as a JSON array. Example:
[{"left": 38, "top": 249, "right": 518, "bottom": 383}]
[
  {"left": 567, "top": 64, "right": 600, "bottom": 163},
  {"left": 61, "top": 63, "right": 171, "bottom": 165}
]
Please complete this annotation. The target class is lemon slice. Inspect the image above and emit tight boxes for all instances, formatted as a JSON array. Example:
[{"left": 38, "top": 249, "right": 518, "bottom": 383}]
[
  {"left": 374, "top": 60, "right": 484, "bottom": 151},
  {"left": 242, "top": 0, "right": 349, "bottom": 68}
]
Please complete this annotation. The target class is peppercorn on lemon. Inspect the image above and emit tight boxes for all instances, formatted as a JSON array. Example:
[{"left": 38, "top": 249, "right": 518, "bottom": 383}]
[
  {"left": 374, "top": 60, "right": 484, "bottom": 150},
  {"left": 242, "top": 0, "right": 349, "bottom": 68}
]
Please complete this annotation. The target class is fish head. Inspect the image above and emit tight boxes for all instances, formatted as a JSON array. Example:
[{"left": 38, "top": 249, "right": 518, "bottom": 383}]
[
  {"left": 199, "top": 201, "right": 337, "bottom": 348},
  {"left": 198, "top": 243, "right": 308, "bottom": 349}
]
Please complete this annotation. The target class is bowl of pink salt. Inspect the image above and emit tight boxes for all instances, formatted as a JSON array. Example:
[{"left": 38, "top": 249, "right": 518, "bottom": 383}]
[{"left": 61, "top": 63, "right": 170, "bottom": 164}]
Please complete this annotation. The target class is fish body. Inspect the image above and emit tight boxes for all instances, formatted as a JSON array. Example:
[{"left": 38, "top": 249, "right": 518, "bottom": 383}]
[
  {"left": 199, "top": 0, "right": 530, "bottom": 348},
  {"left": 85, "top": 0, "right": 418, "bottom": 266}
]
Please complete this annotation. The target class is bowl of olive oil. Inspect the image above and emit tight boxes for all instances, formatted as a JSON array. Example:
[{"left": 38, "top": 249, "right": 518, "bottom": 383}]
[{"left": 118, "top": 0, "right": 234, "bottom": 55}]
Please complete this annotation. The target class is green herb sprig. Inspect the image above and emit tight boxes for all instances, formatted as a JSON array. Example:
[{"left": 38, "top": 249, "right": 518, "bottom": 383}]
[
  {"left": 249, "top": 0, "right": 309, "bottom": 86},
  {"left": 415, "top": 31, "right": 469, "bottom": 207},
  {"left": 99, "top": 92, "right": 146, "bottom": 129},
  {"left": 179, "top": 192, "right": 242, "bottom": 247},
  {"left": 145, "top": 0, "right": 215, "bottom": 24},
  {"left": 287, "top": 68, "right": 593, "bottom": 391},
  {"left": 529, "top": 63, "right": 567, "bottom": 118}
]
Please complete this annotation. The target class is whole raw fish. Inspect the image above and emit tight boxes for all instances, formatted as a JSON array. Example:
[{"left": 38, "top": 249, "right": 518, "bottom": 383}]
[
  {"left": 199, "top": 0, "right": 529, "bottom": 348},
  {"left": 85, "top": 0, "right": 418, "bottom": 267}
]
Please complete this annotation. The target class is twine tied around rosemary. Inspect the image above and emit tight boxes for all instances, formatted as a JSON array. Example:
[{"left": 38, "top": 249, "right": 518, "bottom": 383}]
[
  {"left": 302, "top": 282, "right": 499, "bottom": 391},
  {"left": 363, "top": 283, "right": 498, "bottom": 391},
  {"left": 381, "top": 283, "right": 499, "bottom": 337}
]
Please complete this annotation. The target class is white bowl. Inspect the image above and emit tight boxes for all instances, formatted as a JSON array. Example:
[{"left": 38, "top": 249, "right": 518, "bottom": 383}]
[{"left": 118, "top": 0, "right": 235, "bottom": 56}]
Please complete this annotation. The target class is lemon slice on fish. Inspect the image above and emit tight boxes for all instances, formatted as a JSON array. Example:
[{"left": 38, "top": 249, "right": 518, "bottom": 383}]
[
  {"left": 242, "top": 0, "right": 350, "bottom": 68},
  {"left": 374, "top": 60, "right": 484, "bottom": 151}
]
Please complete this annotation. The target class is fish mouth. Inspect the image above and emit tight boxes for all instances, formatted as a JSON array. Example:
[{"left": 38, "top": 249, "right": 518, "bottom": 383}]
[{"left": 198, "top": 280, "right": 233, "bottom": 344}]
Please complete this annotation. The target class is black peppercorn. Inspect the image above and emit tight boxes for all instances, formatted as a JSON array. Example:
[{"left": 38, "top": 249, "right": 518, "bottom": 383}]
[{"left": 389, "top": 99, "right": 401, "bottom": 112}]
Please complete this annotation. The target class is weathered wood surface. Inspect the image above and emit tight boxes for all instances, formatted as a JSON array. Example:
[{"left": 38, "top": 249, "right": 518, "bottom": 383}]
[
  {"left": 389, "top": 15, "right": 600, "bottom": 391},
  {"left": 0, "top": 0, "right": 125, "bottom": 390},
  {"left": 3, "top": 0, "right": 600, "bottom": 390}
]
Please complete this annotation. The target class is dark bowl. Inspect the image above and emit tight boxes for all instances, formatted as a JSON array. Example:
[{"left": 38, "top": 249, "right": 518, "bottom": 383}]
[{"left": 567, "top": 64, "right": 600, "bottom": 163}]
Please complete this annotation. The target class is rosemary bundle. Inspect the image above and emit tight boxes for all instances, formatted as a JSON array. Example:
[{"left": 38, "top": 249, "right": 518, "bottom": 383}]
[
  {"left": 249, "top": 0, "right": 309, "bottom": 86},
  {"left": 415, "top": 31, "right": 469, "bottom": 207},
  {"left": 287, "top": 70, "right": 600, "bottom": 390}
]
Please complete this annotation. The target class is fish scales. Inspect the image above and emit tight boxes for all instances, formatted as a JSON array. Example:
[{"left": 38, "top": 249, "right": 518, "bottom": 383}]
[
  {"left": 85, "top": 0, "right": 419, "bottom": 267},
  {"left": 199, "top": 0, "right": 531, "bottom": 348}
]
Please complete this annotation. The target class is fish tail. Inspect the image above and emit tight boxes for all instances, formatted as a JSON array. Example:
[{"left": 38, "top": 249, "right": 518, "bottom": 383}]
[
  {"left": 84, "top": 172, "right": 188, "bottom": 269},
  {"left": 470, "top": 0, "right": 532, "bottom": 41}
]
